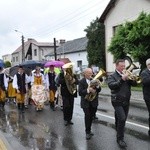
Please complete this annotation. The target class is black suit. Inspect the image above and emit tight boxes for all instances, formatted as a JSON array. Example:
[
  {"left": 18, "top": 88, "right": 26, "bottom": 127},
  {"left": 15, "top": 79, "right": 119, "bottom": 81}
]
[
  {"left": 141, "top": 68, "right": 150, "bottom": 132},
  {"left": 78, "top": 78, "right": 101, "bottom": 134},
  {"left": 58, "top": 71, "right": 78, "bottom": 122},
  {"left": 107, "top": 71, "right": 137, "bottom": 141}
]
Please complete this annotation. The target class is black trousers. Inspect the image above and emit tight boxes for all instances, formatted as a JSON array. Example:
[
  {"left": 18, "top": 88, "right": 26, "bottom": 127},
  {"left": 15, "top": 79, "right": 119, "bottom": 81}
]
[
  {"left": 83, "top": 103, "right": 97, "bottom": 134},
  {"left": 62, "top": 95, "right": 74, "bottom": 122},
  {"left": 145, "top": 99, "right": 150, "bottom": 130},
  {"left": 113, "top": 105, "right": 129, "bottom": 140}
]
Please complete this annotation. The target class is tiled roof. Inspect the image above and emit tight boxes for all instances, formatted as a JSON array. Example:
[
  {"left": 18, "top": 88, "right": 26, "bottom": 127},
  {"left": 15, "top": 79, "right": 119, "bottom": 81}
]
[{"left": 45, "top": 37, "right": 88, "bottom": 56}]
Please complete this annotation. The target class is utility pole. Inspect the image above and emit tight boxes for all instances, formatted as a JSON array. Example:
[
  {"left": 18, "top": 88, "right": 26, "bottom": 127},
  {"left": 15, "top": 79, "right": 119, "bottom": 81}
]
[
  {"left": 54, "top": 38, "right": 57, "bottom": 60},
  {"left": 22, "top": 35, "right": 25, "bottom": 62},
  {"left": 15, "top": 30, "right": 25, "bottom": 63}
]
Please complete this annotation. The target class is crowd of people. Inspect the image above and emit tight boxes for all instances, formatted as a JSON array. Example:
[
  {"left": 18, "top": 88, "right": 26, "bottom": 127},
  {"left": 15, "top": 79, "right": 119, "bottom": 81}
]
[{"left": 0, "top": 58, "right": 150, "bottom": 149}]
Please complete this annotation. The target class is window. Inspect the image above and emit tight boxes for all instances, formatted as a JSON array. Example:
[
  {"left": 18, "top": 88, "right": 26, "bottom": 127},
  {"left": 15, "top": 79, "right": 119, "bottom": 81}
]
[
  {"left": 16, "top": 56, "right": 18, "bottom": 62},
  {"left": 113, "top": 25, "right": 122, "bottom": 36},
  {"left": 34, "top": 49, "right": 37, "bottom": 56},
  {"left": 77, "top": 60, "right": 82, "bottom": 68},
  {"left": 41, "top": 49, "right": 44, "bottom": 55},
  {"left": 13, "top": 57, "right": 15, "bottom": 62}
]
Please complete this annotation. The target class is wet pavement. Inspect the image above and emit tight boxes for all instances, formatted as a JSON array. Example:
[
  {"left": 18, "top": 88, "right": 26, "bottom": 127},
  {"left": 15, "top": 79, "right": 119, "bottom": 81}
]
[{"left": 0, "top": 87, "right": 149, "bottom": 150}]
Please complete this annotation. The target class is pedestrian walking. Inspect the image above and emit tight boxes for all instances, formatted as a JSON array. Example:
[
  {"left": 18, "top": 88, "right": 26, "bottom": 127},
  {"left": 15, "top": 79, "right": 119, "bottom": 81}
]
[
  {"left": 140, "top": 58, "right": 150, "bottom": 137},
  {"left": 107, "top": 59, "right": 137, "bottom": 148},
  {"left": 78, "top": 68, "right": 101, "bottom": 140}
]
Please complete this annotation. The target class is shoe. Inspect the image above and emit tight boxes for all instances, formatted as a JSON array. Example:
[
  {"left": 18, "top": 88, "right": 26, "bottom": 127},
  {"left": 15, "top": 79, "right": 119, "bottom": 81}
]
[
  {"left": 64, "top": 121, "right": 68, "bottom": 126},
  {"left": 90, "top": 132, "right": 94, "bottom": 136},
  {"left": 86, "top": 134, "right": 91, "bottom": 140},
  {"left": 117, "top": 140, "right": 127, "bottom": 148},
  {"left": 148, "top": 130, "right": 150, "bottom": 137},
  {"left": 68, "top": 121, "right": 74, "bottom": 125}
]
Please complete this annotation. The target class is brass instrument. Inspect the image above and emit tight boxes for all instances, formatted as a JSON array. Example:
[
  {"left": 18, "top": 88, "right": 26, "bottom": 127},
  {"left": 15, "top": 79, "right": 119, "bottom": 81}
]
[
  {"left": 123, "top": 56, "right": 141, "bottom": 84},
  {"left": 85, "top": 69, "right": 106, "bottom": 101},
  {"left": 62, "top": 62, "right": 77, "bottom": 95}
]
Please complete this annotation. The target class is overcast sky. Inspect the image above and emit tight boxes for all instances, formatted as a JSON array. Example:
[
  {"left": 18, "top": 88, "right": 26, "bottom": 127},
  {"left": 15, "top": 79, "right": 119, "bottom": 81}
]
[{"left": 0, "top": 0, "right": 110, "bottom": 58}]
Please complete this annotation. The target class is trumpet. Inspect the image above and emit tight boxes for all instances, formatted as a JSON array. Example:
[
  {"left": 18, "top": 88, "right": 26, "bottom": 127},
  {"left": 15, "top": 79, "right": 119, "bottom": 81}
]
[{"left": 123, "top": 57, "right": 141, "bottom": 83}]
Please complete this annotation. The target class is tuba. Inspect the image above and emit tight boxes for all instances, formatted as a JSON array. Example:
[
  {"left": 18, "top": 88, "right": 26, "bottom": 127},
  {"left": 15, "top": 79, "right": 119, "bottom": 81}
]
[
  {"left": 85, "top": 69, "right": 106, "bottom": 101},
  {"left": 123, "top": 56, "right": 141, "bottom": 84},
  {"left": 62, "top": 62, "right": 77, "bottom": 95}
]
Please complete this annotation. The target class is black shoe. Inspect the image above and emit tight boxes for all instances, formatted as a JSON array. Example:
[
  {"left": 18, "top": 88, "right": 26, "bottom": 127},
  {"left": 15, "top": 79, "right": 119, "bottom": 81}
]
[
  {"left": 117, "top": 140, "right": 127, "bottom": 148},
  {"left": 148, "top": 130, "right": 150, "bottom": 137},
  {"left": 68, "top": 121, "right": 74, "bottom": 125},
  {"left": 86, "top": 134, "right": 91, "bottom": 140},
  {"left": 90, "top": 132, "right": 94, "bottom": 136},
  {"left": 64, "top": 121, "right": 68, "bottom": 126}
]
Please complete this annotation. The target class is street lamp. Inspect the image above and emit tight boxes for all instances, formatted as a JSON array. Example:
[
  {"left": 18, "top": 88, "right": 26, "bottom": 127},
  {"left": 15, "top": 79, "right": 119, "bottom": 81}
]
[{"left": 15, "top": 30, "right": 25, "bottom": 62}]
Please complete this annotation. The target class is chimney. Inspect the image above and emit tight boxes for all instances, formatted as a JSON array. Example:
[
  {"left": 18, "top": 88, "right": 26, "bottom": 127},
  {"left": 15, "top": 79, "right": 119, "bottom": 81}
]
[{"left": 59, "top": 39, "right": 66, "bottom": 45}]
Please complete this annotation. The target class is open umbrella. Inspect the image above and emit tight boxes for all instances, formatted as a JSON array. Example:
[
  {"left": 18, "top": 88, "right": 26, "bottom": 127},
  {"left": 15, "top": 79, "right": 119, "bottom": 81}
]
[
  {"left": 9, "top": 66, "right": 32, "bottom": 77},
  {"left": 44, "top": 60, "right": 64, "bottom": 68},
  {"left": 20, "top": 60, "right": 42, "bottom": 70}
]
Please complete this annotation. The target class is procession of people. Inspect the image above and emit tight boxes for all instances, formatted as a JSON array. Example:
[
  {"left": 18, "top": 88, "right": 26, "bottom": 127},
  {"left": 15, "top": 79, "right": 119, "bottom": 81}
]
[{"left": 0, "top": 58, "right": 150, "bottom": 149}]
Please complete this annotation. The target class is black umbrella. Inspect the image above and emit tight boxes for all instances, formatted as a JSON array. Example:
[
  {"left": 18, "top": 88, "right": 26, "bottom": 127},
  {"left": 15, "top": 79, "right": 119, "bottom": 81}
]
[
  {"left": 9, "top": 66, "right": 32, "bottom": 77},
  {"left": 20, "top": 60, "right": 42, "bottom": 70}
]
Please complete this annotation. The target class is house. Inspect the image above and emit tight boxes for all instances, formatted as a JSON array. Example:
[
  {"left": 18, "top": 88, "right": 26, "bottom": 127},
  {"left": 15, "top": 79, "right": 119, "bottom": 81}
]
[
  {"left": 11, "top": 38, "right": 59, "bottom": 66},
  {"left": 45, "top": 37, "right": 88, "bottom": 71},
  {"left": 99, "top": 0, "right": 150, "bottom": 73},
  {"left": 2, "top": 54, "right": 11, "bottom": 63}
]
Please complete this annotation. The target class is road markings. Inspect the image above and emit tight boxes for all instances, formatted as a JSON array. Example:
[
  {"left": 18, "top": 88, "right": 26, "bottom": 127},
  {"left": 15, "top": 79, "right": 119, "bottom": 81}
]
[{"left": 97, "top": 112, "right": 149, "bottom": 130}]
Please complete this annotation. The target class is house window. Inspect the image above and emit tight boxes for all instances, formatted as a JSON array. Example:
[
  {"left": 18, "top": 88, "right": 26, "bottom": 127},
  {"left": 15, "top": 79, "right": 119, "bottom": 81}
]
[
  {"left": 41, "top": 49, "right": 44, "bottom": 55},
  {"left": 34, "top": 49, "right": 37, "bottom": 56},
  {"left": 16, "top": 56, "right": 18, "bottom": 62},
  {"left": 77, "top": 60, "right": 82, "bottom": 69},
  {"left": 113, "top": 25, "right": 122, "bottom": 36},
  {"left": 13, "top": 57, "right": 15, "bottom": 62}
]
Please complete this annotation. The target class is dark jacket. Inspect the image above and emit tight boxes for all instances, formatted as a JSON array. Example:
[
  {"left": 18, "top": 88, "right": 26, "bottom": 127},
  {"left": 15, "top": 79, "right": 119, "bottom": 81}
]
[
  {"left": 78, "top": 78, "right": 101, "bottom": 108},
  {"left": 48, "top": 72, "right": 57, "bottom": 91},
  {"left": 0, "top": 73, "right": 5, "bottom": 91},
  {"left": 58, "top": 71, "right": 78, "bottom": 97},
  {"left": 107, "top": 71, "right": 137, "bottom": 106},
  {"left": 141, "top": 68, "right": 150, "bottom": 100}
]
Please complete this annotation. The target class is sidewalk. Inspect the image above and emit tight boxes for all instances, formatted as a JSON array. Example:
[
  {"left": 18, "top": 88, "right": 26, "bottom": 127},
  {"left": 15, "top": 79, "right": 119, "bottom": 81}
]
[{"left": 100, "top": 87, "right": 144, "bottom": 102}]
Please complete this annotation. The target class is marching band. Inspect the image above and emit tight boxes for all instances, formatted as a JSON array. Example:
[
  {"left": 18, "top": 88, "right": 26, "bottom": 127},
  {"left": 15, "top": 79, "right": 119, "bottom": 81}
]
[{"left": 0, "top": 58, "right": 150, "bottom": 149}]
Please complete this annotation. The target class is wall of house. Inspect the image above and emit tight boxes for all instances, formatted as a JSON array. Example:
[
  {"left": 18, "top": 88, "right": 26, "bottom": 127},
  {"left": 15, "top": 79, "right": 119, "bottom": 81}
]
[
  {"left": 11, "top": 52, "right": 22, "bottom": 66},
  {"left": 57, "top": 51, "right": 88, "bottom": 72},
  {"left": 104, "top": 0, "right": 150, "bottom": 73}
]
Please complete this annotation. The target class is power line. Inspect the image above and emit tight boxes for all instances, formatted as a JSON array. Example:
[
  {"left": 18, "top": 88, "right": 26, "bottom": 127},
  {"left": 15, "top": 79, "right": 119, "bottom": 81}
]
[{"left": 29, "top": 0, "right": 108, "bottom": 38}]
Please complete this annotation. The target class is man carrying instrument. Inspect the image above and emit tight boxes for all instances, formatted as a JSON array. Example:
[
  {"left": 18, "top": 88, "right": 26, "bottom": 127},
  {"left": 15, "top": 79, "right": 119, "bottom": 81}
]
[
  {"left": 141, "top": 58, "right": 150, "bottom": 137},
  {"left": 58, "top": 62, "right": 78, "bottom": 126},
  {"left": 107, "top": 59, "right": 137, "bottom": 148},
  {"left": 78, "top": 68, "right": 101, "bottom": 140}
]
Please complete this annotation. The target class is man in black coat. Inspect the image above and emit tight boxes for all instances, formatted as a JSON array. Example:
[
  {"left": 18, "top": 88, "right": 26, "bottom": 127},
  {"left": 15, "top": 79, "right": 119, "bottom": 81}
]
[
  {"left": 107, "top": 59, "right": 137, "bottom": 148},
  {"left": 141, "top": 58, "right": 150, "bottom": 137},
  {"left": 78, "top": 68, "right": 101, "bottom": 140},
  {"left": 58, "top": 63, "right": 78, "bottom": 126}
]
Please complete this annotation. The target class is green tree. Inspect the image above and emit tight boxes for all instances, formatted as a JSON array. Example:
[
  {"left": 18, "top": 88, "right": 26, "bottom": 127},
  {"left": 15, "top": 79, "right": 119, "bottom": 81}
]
[
  {"left": 84, "top": 17, "right": 106, "bottom": 69},
  {"left": 4, "top": 61, "right": 11, "bottom": 68},
  {"left": 108, "top": 12, "right": 150, "bottom": 70}
]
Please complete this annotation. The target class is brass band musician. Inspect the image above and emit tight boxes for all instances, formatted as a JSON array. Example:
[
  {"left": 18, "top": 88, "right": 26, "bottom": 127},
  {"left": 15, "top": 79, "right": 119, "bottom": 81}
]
[
  {"left": 78, "top": 68, "right": 101, "bottom": 140},
  {"left": 58, "top": 62, "right": 78, "bottom": 126}
]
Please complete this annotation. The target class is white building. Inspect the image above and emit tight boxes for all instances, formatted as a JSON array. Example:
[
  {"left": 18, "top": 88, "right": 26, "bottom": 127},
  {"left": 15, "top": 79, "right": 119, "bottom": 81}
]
[
  {"left": 2, "top": 54, "right": 11, "bottom": 63},
  {"left": 99, "top": 0, "right": 150, "bottom": 73},
  {"left": 45, "top": 37, "right": 88, "bottom": 71}
]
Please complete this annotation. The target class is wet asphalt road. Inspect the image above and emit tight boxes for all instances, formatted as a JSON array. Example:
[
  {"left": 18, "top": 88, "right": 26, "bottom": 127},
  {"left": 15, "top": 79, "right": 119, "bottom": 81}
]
[{"left": 0, "top": 93, "right": 150, "bottom": 150}]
